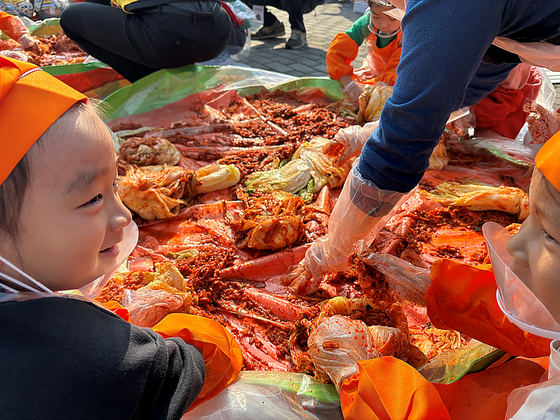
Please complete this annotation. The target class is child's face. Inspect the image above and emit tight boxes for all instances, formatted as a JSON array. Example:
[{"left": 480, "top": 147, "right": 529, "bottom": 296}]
[
  {"left": 369, "top": 4, "right": 401, "bottom": 35},
  {"left": 0, "top": 110, "right": 132, "bottom": 291},
  {"left": 507, "top": 169, "right": 560, "bottom": 321}
]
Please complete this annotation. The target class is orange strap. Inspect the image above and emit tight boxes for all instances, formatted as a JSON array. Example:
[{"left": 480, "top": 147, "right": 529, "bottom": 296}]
[
  {"left": 427, "top": 259, "right": 551, "bottom": 358},
  {"left": 326, "top": 33, "right": 359, "bottom": 81}
]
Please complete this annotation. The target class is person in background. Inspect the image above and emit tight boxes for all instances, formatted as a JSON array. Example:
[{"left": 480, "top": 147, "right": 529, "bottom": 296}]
[
  {"left": 307, "top": 131, "right": 560, "bottom": 420},
  {"left": 0, "top": 10, "right": 40, "bottom": 51},
  {"left": 0, "top": 56, "right": 241, "bottom": 419},
  {"left": 326, "top": 0, "right": 402, "bottom": 104},
  {"left": 60, "top": 0, "right": 236, "bottom": 82},
  {"left": 471, "top": 63, "right": 542, "bottom": 140},
  {"left": 246, "top": 0, "right": 324, "bottom": 49}
]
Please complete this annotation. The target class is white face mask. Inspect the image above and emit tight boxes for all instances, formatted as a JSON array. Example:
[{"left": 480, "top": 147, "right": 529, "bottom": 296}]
[
  {"left": 0, "top": 221, "right": 138, "bottom": 300},
  {"left": 483, "top": 221, "right": 560, "bottom": 340}
]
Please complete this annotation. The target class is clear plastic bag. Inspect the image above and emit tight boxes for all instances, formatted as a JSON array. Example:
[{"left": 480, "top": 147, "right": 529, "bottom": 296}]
[
  {"left": 182, "top": 371, "right": 343, "bottom": 420},
  {"left": 307, "top": 315, "right": 380, "bottom": 391},
  {"left": 355, "top": 241, "right": 431, "bottom": 306}
]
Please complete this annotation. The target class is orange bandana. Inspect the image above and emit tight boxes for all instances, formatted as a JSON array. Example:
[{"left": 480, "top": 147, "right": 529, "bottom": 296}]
[
  {"left": 0, "top": 56, "right": 86, "bottom": 185},
  {"left": 536, "top": 130, "right": 560, "bottom": 192}
]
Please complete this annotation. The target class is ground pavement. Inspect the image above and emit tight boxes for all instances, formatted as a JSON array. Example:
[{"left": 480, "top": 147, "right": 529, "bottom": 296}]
[
  {"left": 237, "top": 0, "right": 560, "bottom": 110},
  {"left": 238, "top": 0, "right": 367, "bottom": 78}
]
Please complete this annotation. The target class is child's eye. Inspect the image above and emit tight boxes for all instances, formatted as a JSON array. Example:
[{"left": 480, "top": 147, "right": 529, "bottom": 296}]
[
  {"left": 81, "top": 194, "right": 103, "bottom": 208},
  {"left": 544, "top": 230, "right": 559, "bottom": 244},
  {"left": 113, "top": 179, "right": 119, "bottom": 191}
]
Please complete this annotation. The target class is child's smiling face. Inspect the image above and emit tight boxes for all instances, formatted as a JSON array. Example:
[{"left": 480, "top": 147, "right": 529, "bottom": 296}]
[
  {"left": 507, "top": 169, "right": 560, "bottom": 322},
  {"left": 0, "top": 107, "right": 131, "bottom": 291}
]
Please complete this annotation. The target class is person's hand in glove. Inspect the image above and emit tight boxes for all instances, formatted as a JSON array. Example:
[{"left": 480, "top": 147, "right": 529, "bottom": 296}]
[
  {"left": 323, "top": 121, "right": 379, "bottom": 166},
  {"left": 18, "top": 33, "right": 41, "bottom": 52},
  {"left": 340, "top": 75, "right": 365, "bottom": 107},
  {"left": 286, "top": 159, "right": 411, "bottom": 295}
]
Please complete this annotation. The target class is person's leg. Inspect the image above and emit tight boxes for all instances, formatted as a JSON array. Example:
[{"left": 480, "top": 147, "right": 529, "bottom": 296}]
[
  {"left": 60, "top": 3, "right": 158, "bottom": 81},
  {"left": 61, "top": 3, "right": 231, "bottom": 82},
  {"left": 250, "top": 0, "right": 285, "bottom": 40},
  {"left": 281, "top": 0, "right": 306, "bottom": 49}
]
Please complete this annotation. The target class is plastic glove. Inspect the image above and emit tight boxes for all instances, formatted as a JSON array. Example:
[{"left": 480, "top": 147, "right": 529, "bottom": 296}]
[
  {"left": 153, "top": 313, "right": 243, "bottom": 411},
  {"left": 18, "top": 33, "right": 40, "bottom": 52},
  {"left": 323, "top": 121, "right": 379, "bottom": 166},
  {"left": 287, "top": 159, "right": 410, "bottom": 295},
  {"left": 342, "top": 80, "right": 365, "bottom": 106},
  {"left": 307, "top": 315, "right": 380, "bottom": 392},
  {"left": 0, "top": 49, "right": 28, "bottom": 61}
]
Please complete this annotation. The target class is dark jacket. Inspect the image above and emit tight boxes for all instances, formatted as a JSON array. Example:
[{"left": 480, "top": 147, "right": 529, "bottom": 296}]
[
  {"left": 357, "top": 0, "right": 560, "bottom": 193},
  {"left": 0, "top": 296, "right": 205, "bottom": 420}
]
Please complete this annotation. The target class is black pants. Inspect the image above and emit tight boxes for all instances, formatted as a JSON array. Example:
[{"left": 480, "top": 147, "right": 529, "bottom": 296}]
[
  {"left": 244, "top": 0, "right": 305, "bottom": 32},
  {"left": 60, "top": 2, "right": 231, "bottom": 82}
]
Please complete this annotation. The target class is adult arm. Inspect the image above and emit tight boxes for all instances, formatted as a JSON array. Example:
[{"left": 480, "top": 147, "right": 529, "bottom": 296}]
[{"left": 357, "top": 0, "right": 515, "bottom": 192}]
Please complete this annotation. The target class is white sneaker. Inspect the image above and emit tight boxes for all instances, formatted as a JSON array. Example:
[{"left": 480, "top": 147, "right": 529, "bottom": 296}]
[{"left": 285, "top": 29, "right": 307, "bottom": 50}]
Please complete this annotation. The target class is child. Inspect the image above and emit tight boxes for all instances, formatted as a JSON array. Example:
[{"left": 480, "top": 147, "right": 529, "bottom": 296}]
[
  {"left": 326, "top": 0, "right": 402, "bottom": 103},
  {"left": 0, "top": 56, "right": 241, "bottom": 418},
  {"left": 471, "top": 63, "right": 543, "bottom": 140},
  {"left": 0, "top": 11, "right": 39, "bottom": 51},
  {"left": 307, "top": 131, "right": 560, "bottom": 419}
]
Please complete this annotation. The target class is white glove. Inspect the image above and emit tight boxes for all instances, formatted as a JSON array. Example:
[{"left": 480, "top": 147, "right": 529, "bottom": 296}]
[
  {"left": 287, "top": 159, "right": 410, "bottom": 295},
  {"left": 0, "top": 49, "right": 28, "bottom": 61},
  {"left": 323, "top": 121, "right": 379, "bottom": 166},
  {"left": 307, "top": 315, "right": 380, "bottom": 392},
  {"left": 342, "top": 80, "right": 365, "bottom": 106},
  {"left": 18, "top": 33, "right": 39, "bottom": 52}
]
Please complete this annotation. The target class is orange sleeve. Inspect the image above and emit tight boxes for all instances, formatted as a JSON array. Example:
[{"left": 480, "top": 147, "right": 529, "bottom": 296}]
[
  {"left": 427, "top": 259, "right": 551, "bottom": 358},
  {"left": 152, "top": 314, "right": 243, "bottom": 411},
  {"left": 101, "top": 301, "right": 243, "bottom": 411},
  {"left": 0, "top": 11, "right": 28, "bottom": 42},
  {"left": 326, "top": 32, "right": 359, "bottom": 81},
  {"left": 371, "top": 31, "right": 402, "bottom": 86},
  {"left": 433, "top": 356, "right": 548, "bottom": 420},
  {"left": 340, "top": 357, "right": 451, "bottom": 420},
  {"left": 471, "top": 68, "right": 542, "bottom": 139}
]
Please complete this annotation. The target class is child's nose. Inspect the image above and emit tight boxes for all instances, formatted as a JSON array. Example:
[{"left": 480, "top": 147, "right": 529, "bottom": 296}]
[
  {"left": 110, "top": 195, "right": 132, "bottom": 231},
  {"left": 505, "top": 225, "right": 529, "bottom": 267}
]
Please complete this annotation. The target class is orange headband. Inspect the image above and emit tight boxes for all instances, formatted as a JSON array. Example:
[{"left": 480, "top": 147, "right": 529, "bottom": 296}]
[
  {"left": 536, "top": 130, "right": 560, "bottom": 192},
  {"left": 0, "top": 56, "right": 86, "bottom": 185}
]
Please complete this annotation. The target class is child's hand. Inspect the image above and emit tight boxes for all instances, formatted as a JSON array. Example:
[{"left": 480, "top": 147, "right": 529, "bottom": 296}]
[
  {"left": 342, "top": 80, "right": 365, "bottom": 106},
  {"left": 19, "top": 34, "right": 41, "bottom": 52}
]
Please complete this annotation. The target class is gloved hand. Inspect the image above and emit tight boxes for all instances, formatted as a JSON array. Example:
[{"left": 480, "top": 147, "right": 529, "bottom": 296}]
[
  {"left": 342, "top": 80, "right": 365, "bottom": 107},
  {"left": 0, "top": 49, "right": 28, "bottom": 61},
  {"left": 287, "top": 159, "right": 410, "bottom": 295},
  {"left": 18, "top": 33, "right": 40, "bottom": 52},
  {"left": 307, "top": 315, "right": 380, "bottom": 392},
  {"left": 323, "top": 121, "right": 379, "bottom": 166}
]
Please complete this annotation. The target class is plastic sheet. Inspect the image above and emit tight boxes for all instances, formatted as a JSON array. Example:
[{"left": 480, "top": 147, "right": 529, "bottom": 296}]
[
  {"left": 182, "top": 371, "right": 343, "bottom": 420},
  {"left": 103, "top": 65, "right": 345, "bottom": 121}
]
